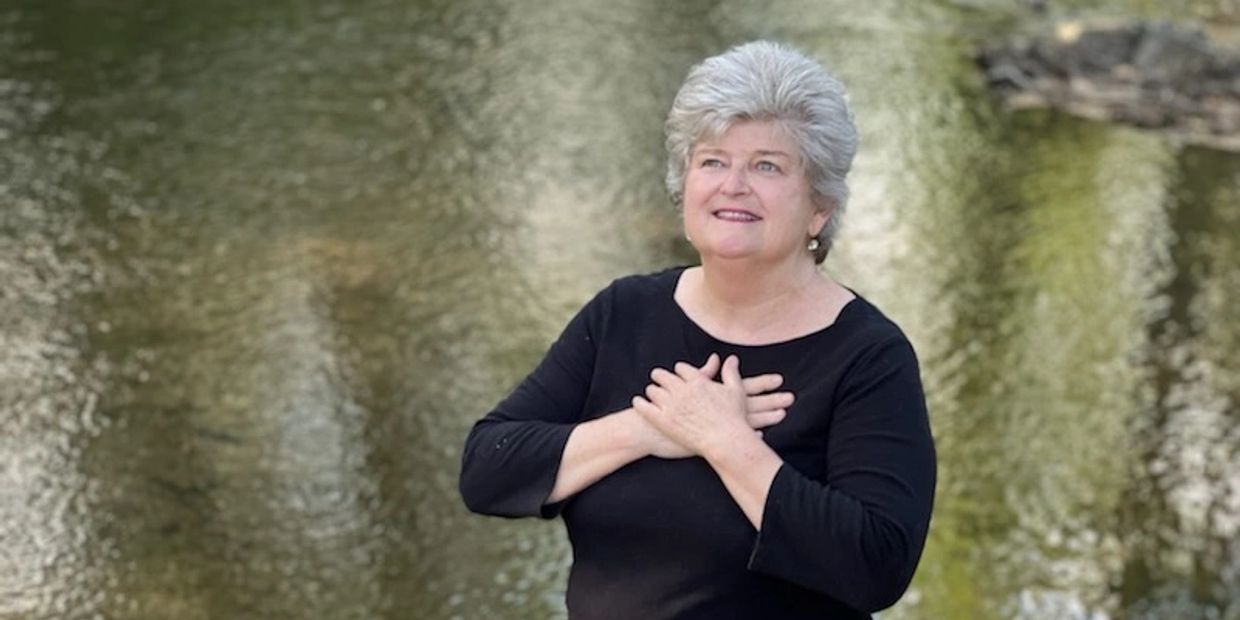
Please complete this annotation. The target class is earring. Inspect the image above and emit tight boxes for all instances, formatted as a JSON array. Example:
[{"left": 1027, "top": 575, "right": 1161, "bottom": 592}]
[{"left": 807, "top": 238, "right": 821, "bottom": 252}]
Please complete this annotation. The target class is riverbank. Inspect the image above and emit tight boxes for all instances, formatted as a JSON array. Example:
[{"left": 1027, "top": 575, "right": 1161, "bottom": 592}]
[{"left": 977, "top": 20, "right": 1240, "bottom": 151}]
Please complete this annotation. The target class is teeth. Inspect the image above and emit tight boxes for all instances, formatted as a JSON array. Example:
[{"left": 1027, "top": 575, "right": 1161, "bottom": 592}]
[{"left": 715, "top": 210, "right": 759, "bottom": 221}]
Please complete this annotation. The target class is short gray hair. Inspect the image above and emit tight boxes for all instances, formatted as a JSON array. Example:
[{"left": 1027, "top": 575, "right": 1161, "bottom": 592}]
[{"left": 664, "top": 41, "right": 858, "bottom": 262}]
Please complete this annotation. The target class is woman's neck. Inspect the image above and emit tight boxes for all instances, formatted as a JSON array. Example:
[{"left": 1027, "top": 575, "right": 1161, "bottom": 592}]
[
  {"left": 700, "top": 256, "right": 820, "bottom": 310},
  {"left": 681, "top": 255, "right": 843, "bottom": 343}
]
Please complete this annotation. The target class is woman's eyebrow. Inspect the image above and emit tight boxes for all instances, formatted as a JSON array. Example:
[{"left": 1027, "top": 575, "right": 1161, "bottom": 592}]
[{"left": 693, "top": 148, "right": 791, "bottom": 157}]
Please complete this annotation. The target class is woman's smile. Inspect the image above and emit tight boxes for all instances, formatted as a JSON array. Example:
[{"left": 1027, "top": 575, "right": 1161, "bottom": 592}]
[{"left": 713, "top": 208, "right": 762, "bottom": 222}]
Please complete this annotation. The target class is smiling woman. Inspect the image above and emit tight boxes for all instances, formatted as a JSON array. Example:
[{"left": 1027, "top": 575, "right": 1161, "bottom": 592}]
[
  {"left": 460, "top": 41, "right": 936, "bottom": 619},
  {"left": 683, "top": 121, "right": 825, "bottom": 268}
]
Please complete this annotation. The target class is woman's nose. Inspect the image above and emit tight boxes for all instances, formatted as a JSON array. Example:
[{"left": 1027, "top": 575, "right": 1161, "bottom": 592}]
[{"left": 722, "top": 166, "right": 750, "bottom": 195}]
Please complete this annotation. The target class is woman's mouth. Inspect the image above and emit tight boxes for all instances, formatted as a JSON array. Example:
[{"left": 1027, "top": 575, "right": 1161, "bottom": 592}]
[{"left": 712, "top": 209, "right": 761, "bottom": 222}]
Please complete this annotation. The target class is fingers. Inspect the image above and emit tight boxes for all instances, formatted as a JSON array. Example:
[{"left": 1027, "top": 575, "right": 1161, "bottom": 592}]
[
  {"left": 657, "top": 355, "right": 772, "bottom": 388},
  {"left": 747, "top": 391, "right": 794, "bottom": 412},
  {"left": 742, "top": 373, "right": 784, "bottom": 395},
  {"left": 653, "top": 357, "right": 777, "bottom": 396},
  {"left": 644, "top": 383, "right": 669, "bottom": 404},
  {"left": 721, "top": 354, "right": 742, "bottom": 387},
  {"left": 698, "top": 353, "right": 721, "bottom": 378},
  {"left": 656, "top": 357, "right": 718, "bottom": 386},
  {"left": 746, "top": 409, "right": 787, "bottom": 429},
  {"left": 673, "top": 361, "right": 698, "bottom": 382},
  {"left": 650, "top": 367, "right": 677, "bottom": 388},
  {"left": 631, "top": 395, "right": 657, "bottom": 416}
]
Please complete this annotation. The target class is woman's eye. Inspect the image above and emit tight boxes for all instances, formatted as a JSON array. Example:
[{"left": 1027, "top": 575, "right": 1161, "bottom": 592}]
[
  {"left": 700, "top": 158, "right": 724, "bottom": 168},
  {"left": 756, "top": 161, "right": 780, "bottom": 173}
]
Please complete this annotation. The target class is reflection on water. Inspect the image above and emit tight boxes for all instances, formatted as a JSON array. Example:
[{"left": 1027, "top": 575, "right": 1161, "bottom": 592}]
[
  {"left": 1, "top": 0, "right": 1238, "bottom": 618},
  {"left": 1119, "top": 147, "right": 1240, "bottom": 619}
]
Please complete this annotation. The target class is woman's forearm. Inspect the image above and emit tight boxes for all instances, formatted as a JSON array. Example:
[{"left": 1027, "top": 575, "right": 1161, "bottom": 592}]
[
  {"left": 703, "top": 433, "right": 784, "bottom": 529},
  {"left": 545, "top": 409, "right": 648, "bottom": 504}
]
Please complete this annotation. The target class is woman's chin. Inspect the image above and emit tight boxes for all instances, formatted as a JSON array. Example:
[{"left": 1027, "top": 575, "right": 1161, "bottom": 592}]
[{"left": 699, "top": 244, "right": 763, "bottom": 263}]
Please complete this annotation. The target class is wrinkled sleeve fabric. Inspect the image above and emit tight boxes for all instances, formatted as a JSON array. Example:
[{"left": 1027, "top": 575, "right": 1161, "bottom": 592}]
[
  {"left": 458, "top": 285, "right": 609, "bottom": 519},
  {"left": 747, "top": 335, "right": 936, "bottom": 613}
]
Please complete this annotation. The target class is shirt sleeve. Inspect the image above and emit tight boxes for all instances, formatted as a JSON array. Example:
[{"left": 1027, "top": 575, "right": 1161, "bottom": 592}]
[
  {"left": 746, "top": 335, "right": 936, "bottom": 613},
  {"left": 458, "top": 284, "right": 609, "bottom": 519}
]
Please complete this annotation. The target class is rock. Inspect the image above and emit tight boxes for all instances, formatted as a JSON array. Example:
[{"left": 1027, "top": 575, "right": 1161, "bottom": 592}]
[{"left": 977, "top": 20, "right": 1240, "bottom": 151}]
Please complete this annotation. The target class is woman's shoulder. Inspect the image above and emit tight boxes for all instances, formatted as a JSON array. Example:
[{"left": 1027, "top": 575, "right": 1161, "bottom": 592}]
[
  {"left": 554, "top": 267, "right": 686, "bottom": 344},
  {"left": 610, "top": 265, "right": 686, "bottom": 290},
  {"left": 598, "top": 265, "right": 687, "bottom": 304},
  {"left": 569, "top": 266, "right": 686, "bottom": 329},
  {"left": 836, "top": 293, "right": 917, "bottom": 355}
]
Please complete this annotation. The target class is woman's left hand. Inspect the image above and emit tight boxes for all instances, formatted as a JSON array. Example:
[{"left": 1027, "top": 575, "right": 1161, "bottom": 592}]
[{"left": 632, "top": 354, "right": 756, "bottom": 458}]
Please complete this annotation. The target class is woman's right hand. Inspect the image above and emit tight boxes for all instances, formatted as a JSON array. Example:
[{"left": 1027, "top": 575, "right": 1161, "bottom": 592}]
[{"left": 625, "top": 353, "right": 793, "bottom": 459}]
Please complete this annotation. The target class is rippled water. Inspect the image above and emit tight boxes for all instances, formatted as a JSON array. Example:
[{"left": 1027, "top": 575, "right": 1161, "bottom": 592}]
[{"left": 2, "top": 1, "right": 1238, "bottom": 618}]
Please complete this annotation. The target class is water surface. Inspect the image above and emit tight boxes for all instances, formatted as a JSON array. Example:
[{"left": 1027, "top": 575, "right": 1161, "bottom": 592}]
[{"left": 2, "top": 1, "right": 1238, "bottom": 618}]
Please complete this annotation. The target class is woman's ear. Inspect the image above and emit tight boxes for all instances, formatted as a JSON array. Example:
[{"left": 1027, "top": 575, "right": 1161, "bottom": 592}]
[{"left": 809, "top": 206, "right": 832, "bottom": 238}]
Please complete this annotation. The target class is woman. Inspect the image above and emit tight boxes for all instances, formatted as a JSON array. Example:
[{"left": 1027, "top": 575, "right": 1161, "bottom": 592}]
[{"left": 460, "top": 41, "right": 935, "bottom": 619}]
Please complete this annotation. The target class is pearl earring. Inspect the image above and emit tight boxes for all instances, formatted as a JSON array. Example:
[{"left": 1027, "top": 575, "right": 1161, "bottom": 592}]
[{"left": 807, "top": 238, "right": 821, "bottom": 252}]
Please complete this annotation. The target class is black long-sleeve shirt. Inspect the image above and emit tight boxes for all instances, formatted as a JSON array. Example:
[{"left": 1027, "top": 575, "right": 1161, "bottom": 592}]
[{"left": 460, "top": 267, "right": 936, "bottom": 619}]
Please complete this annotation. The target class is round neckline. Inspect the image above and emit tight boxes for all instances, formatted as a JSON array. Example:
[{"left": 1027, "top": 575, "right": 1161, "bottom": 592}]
[{"left": 667, "top": 265, "right": 861, "bottom": 349}]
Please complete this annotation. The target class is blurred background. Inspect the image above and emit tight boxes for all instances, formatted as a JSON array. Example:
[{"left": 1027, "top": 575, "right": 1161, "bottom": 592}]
[{"left": 1, "top": 0, "right": 1237, "bottom": 618}]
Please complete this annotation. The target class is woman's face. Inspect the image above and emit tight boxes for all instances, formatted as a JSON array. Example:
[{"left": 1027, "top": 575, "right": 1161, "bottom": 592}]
[{"left": 682, "top": 120, "right": 828, "bottom": 266}]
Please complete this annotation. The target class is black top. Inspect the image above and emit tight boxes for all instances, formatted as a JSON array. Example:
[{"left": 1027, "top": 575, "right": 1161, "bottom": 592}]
[{"left": 460, "top": 267, "right": 936, "bottom": 619}]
